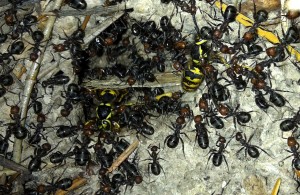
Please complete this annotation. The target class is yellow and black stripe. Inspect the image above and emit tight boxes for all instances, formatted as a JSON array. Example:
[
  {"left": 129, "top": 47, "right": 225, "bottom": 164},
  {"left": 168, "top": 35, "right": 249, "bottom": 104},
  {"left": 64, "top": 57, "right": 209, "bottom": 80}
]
[{"left": 181, "top": 60, "right": 204, "bottom": 92}]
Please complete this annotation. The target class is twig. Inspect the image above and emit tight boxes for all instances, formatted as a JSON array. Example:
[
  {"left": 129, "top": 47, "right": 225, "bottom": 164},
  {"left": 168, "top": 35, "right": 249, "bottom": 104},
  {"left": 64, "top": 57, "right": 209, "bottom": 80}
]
[
  {"left": 17, "top": 0, "right": 63, "bottom": 165},
  {"left": 0, "top": 156, "right": 33, "bottom": 184},
  {"left": 43, "top": 4, "right": 130, "bottom": 17},
  {"left": 107, "top": 139, "right": 139, "bottom": 173},
  {"left": 13, "top": 0, "right": 64, "bottom": 193},
  {"left": 82, "top": 72, "right": 181, "bottom": 89},
  {"left": 55, "top": 177, "right": 87, "bottom": 195},
  {"left": 0, "top": 173, "right": 6, "bottom": 185},
  {"left": 0, "top": 169, "right": 17, "bottom": 176},
  {"left": 81, "top": 15, "right": 91, "bottom": 31},
  {"left": 0, "top": 156, "right": 30, "bottom": 176}
]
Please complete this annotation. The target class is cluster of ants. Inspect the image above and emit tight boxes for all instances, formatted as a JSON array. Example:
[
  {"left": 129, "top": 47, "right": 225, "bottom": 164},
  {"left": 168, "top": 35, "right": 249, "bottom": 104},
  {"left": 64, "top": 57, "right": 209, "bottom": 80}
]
[{"left": 0, "top": 0, "right": 300, "bottom": 194}]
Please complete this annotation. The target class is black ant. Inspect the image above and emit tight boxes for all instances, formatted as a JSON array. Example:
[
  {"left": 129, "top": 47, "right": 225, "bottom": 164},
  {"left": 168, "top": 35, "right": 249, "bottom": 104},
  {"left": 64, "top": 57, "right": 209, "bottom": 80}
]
[
  {"left": 202, "top": 3, "right": 238, "bottom": 40},
  {"left": 240, "top": 0, "right": 269, "bottom": 45},
  {"left": 12, "top": 14, "right": 38, "bottom": 38},
  {"left": 235, "top": 132, "right": 271, "bottom": 159},
  {"left": 41, "top": 72, "right": 70, "bottom": 94},
  {"left": 193, "top": 116, "right": 210, "bottom": 150},
  {"left": 217, "top": 104, "right": 253, "bottom": 130},
  {"left": 280, "top": 108, "right": 300, "bottom": 132},
  {"left": 0, "top": 40, "right": 25, "bottom": 64},
  {"left": 143, "top": 144, "right": 166, "bottom": 177},
  {"left": 221, "top": 66, "right": 248, "bottom": 91},
  {"left": 0, "top": 128, "right": 13, "bottom": 157},
  {"left": 50, "top": 145, "right": 75, "bottom": 166},
  {"left": 22, "top": 142, "right": 59, "bottom": 172},
  {"left": 28, "top": 84, "right": 43, "bottom": 114},
  {"left": 265, "top": 25, "right": 299, "bottom": 62},
  {"left": 94, "top": 140, "right": 114, "bottom": 169},
  {"left": 36, "top": 168, "right": 73, "bottom": 194},
  {"left": 73, "top": 136, "right": 91, "bottom": 166},
  {"left": 164, "top": 122, "right": 190, "bottom": 155},
  {"left": 279, "top": 136, "right": 300, "bottom": 171},
  {"left": 4, "top": 97, "right": 28, "bottom": 140},
  {"left": 26, "top": 30, "right": 45, "bottom": 62},
  {"left": 27, "top": 113, "right": 50, "bottom": 145},
  {"left": 207, "top": 134, "right": 231, "bottom": 171}
]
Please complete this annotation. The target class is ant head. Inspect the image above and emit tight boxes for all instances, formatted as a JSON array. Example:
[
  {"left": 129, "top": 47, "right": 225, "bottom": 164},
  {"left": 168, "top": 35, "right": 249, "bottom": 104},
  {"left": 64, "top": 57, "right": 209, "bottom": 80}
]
[
  {"left": 220, "top": 44, "right": 229, "bottom": 54},
  {"left": 101, "top": 183, "right": 111, "bottom": 193},
  {"left": 287, "top": 136, "right": 298, "bottom": 148},
  {"left": 176, "top": 116, "right": 185, "bottom": 125},
  {"left": 60, "top": 109, "right": 70, "bottom": 117},
  {"left": 198, "top": 97, "right": 209, "bottom": 112},
  {"left": 218, "top": 104, "right": 229, "bottom": 116},
  {"left": 253, "top": 79, "right": 266, "bottom": 90},
  {"left": 213, "top": 29, "right": 223, "bottom": 40},
  {"left": 135, "top": 175, "right": 143, "bottom": 184},
  {"left": 286, "top": 9, "right": 300, "bottom": 20},
  {"left": 218, "top": 136, "right": 226, "bottom": 143},
  {"left": 36, "top": 184, "right": 46, "bottom": 193},
  {"left": 194, "top": 115, "right": 203, "bottom": 124},
  {"left": 37, "top": 113, "right": 46, "bottom": 123},
  {"left": 179, "top": 105, "right": 191, "bottom": 118},
  {"left": 98, "top": 168, "right": 108, "bottom": 177},
  {"left": 266, "top": 46, "right": 277, "bottom": 57},
  {"left": 29, "top": 52, "right": 39, "bottom": 62},
  {"left": 235, "top": 132, "right": 243, "bottom": 141},
  {"left": 254, "top": 63, "right": 264, "bottom": 73},
  {"left": 150, "top": 145, "right": 159, "bottom": 152},
  {"left": 127, "top": 76, "right": 136, "bottom": 86},
  {"left": 10, "top": 105, "right": 20, "bottom": 115},
  {"left": 171, "top": 91, "right": 183, "bottom": 100},
  {"left": 122, "top": 36, "right": 130, "bottom": 47}
]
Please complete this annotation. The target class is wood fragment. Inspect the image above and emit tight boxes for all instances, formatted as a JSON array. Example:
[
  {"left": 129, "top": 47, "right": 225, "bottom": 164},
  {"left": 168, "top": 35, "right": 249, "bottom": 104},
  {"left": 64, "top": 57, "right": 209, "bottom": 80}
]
[
  {"left": 0, "top": 156, "right": 30, "bottom": 176},
  {"left": 0, "top": 173, "right": 6, "bottom": 185},
  {"left": 15, "top": 66, "right": 27, "bottom": 80},
  {"left": 107, "top": 139, "right": 139, "bottom": 173},
  {"left": 83, "top": 72, "right": 181, "bottom": 89},
  {"left": 81, "top": 15, "right": 90, "bottom": 31},
  {"left": 13, "top": 0, "right": 64, "bottom": 193},
  {"left": 55, "top": 177, "right": 87, "bottom": 195},
  {"left": 44, "top": 4, "right": 130, "bottom": 17}
]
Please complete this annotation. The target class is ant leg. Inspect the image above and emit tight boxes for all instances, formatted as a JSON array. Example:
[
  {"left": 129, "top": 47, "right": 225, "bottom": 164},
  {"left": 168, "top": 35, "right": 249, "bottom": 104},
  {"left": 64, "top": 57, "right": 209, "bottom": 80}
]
[
  {"left": 233, "top": 117, "right": 237, "bottom": 131},
  {"left": 179, "top": 137, "right": 186, "bottom": 156},
  {"left": 247, "top": 133, "right": 255, "bottom": 143},
  {"left": 254, "top": 145, "right": 273, "bottom": 158},
  {"left": 180, "top": 132, "right": 191, "bottom": 142},
  {"left": 148, "top": 163, "right": 152, "bottom": 178},
  {"left": 223, "top": 154, "right": 229, "bottom": 172},
  {"left": 140, "top": 158, "right": 152, "bottom": 162},
  {"left": 235, "top": 146, "right": 245, "bottom": 156},
  {"left": 49, "top": 140, "right": 62, "bottom": 153},
  {"left": 20, "top": 155, "right": 33, "bottom": 163},
  {"left": 206, "top": 152, "right": 214, "bottom": 170}
]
